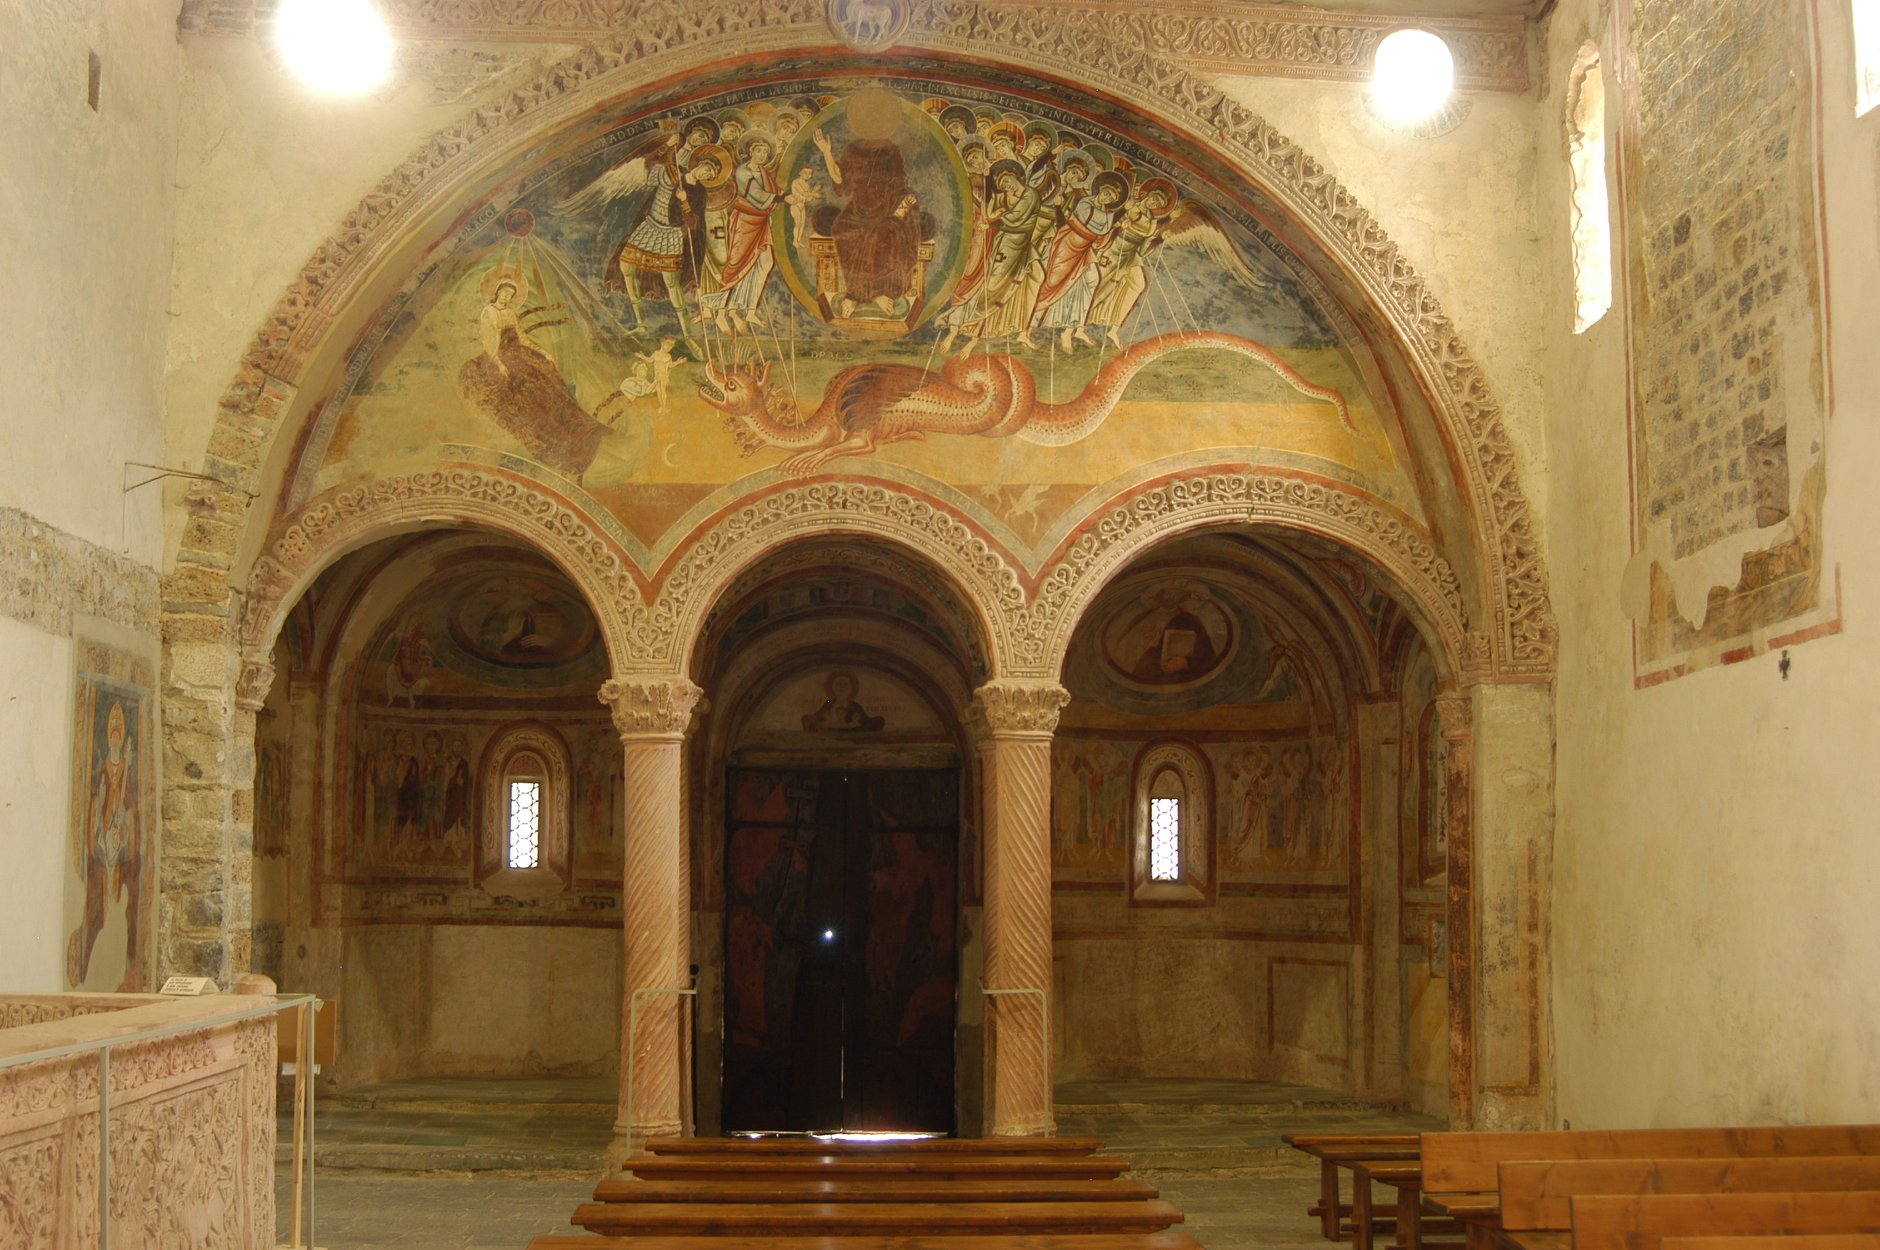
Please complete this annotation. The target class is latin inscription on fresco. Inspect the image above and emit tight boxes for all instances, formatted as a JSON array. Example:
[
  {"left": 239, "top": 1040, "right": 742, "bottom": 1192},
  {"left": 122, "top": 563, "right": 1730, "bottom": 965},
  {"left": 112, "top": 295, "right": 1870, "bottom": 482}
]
[{"left": 1622, "top": 0, "right": 1829, "bottom": 674}]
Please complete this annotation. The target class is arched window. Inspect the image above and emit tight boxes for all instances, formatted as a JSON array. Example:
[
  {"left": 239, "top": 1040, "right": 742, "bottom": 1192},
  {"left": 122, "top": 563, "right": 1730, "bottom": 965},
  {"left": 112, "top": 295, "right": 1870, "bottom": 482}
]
[
  {"left": 1856, "top": 0, "right": 1880, "bottom": 116},
  {"left": 1567, "top": 43, "right": 1612, "bottom": 334},
  {"left": 1131, "top": 742, "right": 1212, "bottom": 904},
  {"left": 479, "top": 723, "right": 573, "bottom": 889}
]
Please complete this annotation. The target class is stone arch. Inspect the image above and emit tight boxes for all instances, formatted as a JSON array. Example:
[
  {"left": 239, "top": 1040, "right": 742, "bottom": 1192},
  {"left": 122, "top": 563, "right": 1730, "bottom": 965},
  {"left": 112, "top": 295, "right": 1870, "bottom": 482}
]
[
  {"left": 1020, "top": 469, "right": 1474, "bottom": 683},
  {"left": 238, "top": 467, "right": 643, "bottom": 686},
  {"left": 632, "top": 482, "right": 1021, "bottom": 679},
  {"left": 189, "top": 0, "right": 1552, "bottom": 688}
]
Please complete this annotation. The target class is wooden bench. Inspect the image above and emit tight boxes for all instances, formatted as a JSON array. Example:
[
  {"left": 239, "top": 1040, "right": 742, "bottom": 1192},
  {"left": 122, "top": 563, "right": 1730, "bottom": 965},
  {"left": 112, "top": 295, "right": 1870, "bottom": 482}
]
[
  {"left": 1424, "top": 1127, "right": 1880, "bottom": 1197},
  {"left": 1283, "top": 1133, "right": 1424, "bottom": 1240},
  {"left": 591, "top": 1176, "right": 1161, "bottom": 1204},
  {"left": 1499, "top": 1157, "right": 1880, "bottom": 1231},
  {"left": 1660, "top": 1238, "right": 1880, "bottom": 1250},
  {"left": 568, "top": 1198, "right": 1187, "bottom": 1236},
  {"left": 1568, "top": 1191, "right": 1880, "bottom": 1250},
  {"left": 1348, "top": 1159, "right": 1466, "bottom": 1250}
]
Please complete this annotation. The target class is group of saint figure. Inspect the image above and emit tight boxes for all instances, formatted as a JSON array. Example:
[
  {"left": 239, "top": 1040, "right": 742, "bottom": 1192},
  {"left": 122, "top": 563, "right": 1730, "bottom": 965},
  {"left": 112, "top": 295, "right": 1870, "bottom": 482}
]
[{"left": 555, "top": 90, "right": 1237, "bottom": 359}]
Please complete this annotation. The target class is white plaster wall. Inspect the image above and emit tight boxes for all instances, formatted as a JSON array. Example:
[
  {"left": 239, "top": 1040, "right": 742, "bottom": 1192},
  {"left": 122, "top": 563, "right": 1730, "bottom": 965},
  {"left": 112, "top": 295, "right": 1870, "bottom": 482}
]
[
  {"left": 162, "top": 36, "right": 576, "bottom": 560},
  {"left": 0, "top": 618, "right": 75, "bottom": 992},
  {"left": 1543, "top": 0, "right": 1880, "bottom": 1126},
  {"left": 1213, "top": 75, "right": 1552, "bottom": 537},
  {"left": 0, "top": 0, "right": 176, "bottom": 565}
]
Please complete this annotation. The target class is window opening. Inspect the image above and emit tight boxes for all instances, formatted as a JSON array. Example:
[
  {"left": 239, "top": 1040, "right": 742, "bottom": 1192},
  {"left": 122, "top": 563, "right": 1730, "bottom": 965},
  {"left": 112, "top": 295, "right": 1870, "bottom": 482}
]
[
  {"left": 1148, "top": 797, "right": 1182, "bottom": 881},
  {"left": 1858, "top": 0, "right": 1880, "bottom": 116},
  {"left": 508, "top": 778, "right": 542, "bottom": 869},
  {"left": 1567, "top": 44, "right": 1612, "bottom": 333}
]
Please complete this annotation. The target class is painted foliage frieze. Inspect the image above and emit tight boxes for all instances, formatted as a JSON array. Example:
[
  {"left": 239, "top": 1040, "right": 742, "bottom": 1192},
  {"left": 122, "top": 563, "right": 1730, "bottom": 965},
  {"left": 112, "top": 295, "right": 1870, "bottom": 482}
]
[
  {"left": 300, "top": 73, "right": 1411, "bottom": 554},
  {"left": 66, "top": 628, "right": 158, "bottom": 993}
]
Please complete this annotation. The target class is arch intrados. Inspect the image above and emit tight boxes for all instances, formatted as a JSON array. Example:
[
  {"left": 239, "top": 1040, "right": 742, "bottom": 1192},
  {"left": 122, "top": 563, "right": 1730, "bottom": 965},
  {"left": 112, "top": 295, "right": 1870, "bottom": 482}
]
[
  {"left": 240, "top": 477, "right": 637, "bottom": 678},
  {"left": 1083, "top": 534, "right": 1385, "bottom": 697},
  {"left": 694, "top": 556, "right": 987, "bottom": 687},
  {"left": 668, "top": 522, "right": 1004, "bottom": 684},
  {"left": 1035, "top": 478, "right": 1469, "bottom": 687}
]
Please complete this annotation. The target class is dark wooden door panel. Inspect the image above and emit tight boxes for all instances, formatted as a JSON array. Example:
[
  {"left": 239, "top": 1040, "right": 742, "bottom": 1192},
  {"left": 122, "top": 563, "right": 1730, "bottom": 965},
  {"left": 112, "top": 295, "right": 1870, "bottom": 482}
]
[{"left": 723, "top": 768, "right": 957, "bottom": 1135}]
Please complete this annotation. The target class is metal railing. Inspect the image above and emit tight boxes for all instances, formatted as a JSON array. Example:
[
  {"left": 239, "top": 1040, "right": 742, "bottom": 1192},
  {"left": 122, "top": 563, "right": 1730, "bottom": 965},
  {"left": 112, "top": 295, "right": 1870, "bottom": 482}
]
[
  {"left": 621, "top": 980, "right": 697, "bottom": 1144},
  {"left": 980, "top": 981, "right": 1053, "bottom": 1135},
  {"left": 0, "top": 993, "right": 322, "bottom": 1250}
]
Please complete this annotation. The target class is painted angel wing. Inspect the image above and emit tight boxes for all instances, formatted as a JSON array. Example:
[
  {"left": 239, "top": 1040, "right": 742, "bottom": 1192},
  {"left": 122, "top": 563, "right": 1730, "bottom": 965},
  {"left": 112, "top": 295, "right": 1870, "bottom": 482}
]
[
  {"left": 1157, "top": 202, "right": 1269, "bottom": 293},
  {"left": 552, "top": 134, "right": 669, "bottom": 215}
]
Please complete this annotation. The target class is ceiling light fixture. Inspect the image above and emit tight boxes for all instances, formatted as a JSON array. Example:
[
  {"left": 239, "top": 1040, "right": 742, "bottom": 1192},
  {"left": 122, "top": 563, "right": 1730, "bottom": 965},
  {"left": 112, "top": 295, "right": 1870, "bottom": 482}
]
[
  {"left": 1371, "top": 29, "right": 1456, "bottom": 126},
  {"left": 276, "top": 0, "right": 394, "bottom": 95}
]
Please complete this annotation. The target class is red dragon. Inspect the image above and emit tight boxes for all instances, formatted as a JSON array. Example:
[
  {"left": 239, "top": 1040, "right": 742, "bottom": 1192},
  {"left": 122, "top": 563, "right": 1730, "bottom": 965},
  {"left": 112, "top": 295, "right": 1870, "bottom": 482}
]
[{"left": 695, "top": 331, "right": 1353, "bottom": 476}]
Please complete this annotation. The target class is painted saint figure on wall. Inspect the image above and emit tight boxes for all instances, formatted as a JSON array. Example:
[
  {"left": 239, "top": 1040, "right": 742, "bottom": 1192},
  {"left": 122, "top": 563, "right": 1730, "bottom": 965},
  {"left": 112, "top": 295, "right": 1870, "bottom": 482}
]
[
  {"left": 809, "top": 87, "right": 930, "bottom": 321},
  {"left": 68, "top": 692, "right": 147, "bottom": 991}
]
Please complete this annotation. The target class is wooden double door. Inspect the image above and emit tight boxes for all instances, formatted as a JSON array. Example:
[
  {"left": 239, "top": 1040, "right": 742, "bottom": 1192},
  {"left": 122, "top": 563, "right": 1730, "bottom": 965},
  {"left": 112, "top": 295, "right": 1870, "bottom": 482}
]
[{"left": 721, "top": 768, "right": 958, "bottom": 1135}]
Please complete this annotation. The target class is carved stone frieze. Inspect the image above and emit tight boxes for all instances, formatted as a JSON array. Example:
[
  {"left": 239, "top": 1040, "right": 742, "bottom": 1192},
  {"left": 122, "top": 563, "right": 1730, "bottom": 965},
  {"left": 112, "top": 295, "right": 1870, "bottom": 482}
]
[
  {"left": 1021, "top": 472, "right": 1473, "bottom": 680},
  {"left": 600, "top": 678, "right": 705, "bottom": 738},
  {"left": 178, "top": 0, "right": 1527, "bottom": 90},
  {"left": 240, "top": 468, "right": 641, "bottom": 663},
  {"left": 968, "top": 680, "right": 1072, "bottom": 737}
]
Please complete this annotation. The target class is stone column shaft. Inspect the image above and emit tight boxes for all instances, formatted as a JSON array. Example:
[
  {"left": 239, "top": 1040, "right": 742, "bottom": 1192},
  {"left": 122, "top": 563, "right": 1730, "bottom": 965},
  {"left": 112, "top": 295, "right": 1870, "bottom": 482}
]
[
  {"left": 602, "top": 677, "right": 704, "bottom": 1140},
  {"left": 1434, "top": 690, "right": 1474, "bottom": 1128},
  {"left": 970, "top": 680, "right": 1070, "bottom": 1137}
]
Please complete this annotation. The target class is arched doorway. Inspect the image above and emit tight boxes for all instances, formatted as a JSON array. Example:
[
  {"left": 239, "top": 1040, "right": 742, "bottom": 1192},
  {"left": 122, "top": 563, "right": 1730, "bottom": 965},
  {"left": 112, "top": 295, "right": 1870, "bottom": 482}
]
[
  {"left": 250, "top": 529, "right": 625, "bottom": 1089},
  {"left": 1048, "top": 527, "right": 1459, "bottom": 1115},
  {"left": 686, "top": 536, "right": 990, "bottom": 1135}
]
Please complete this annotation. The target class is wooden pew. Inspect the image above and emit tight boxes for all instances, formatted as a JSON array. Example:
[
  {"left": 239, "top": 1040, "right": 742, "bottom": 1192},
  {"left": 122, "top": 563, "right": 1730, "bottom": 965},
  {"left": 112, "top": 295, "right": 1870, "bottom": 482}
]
[
  {"left": 530, "top": 1235, "right": 1207, "bottom": 1250},
  {"left": 1423, "top": 1127, "right": 1880, "bottom": 1197},
  {"left": 1500, "top": 1157, "right": 1880, "bottom": 1231},
  {"left": 1348, "top": 1159, "right": 1465, "bottom": 1250},
  {"left": 641, "top": 1135, "right": 1106, "bottom": 1156},
  {"left": 591, "top": 1176, "right": 1161, "bottom": 1204},
  {"left": 625, "top": 1153, "right": 1135, "bottom": 1180},
  {"left": 1660, "top": 1238, "right": 1880, "bottom": 1250},
  {"left": 1568, "top": 1191, "right": 1880, "bottom": 1250},
  {"left": 568, "top": 1198, "right": 1187, "bottom": 1237},
  {"left": 1283, "top": 1133, "right": 1424, "bottom": 1239}
]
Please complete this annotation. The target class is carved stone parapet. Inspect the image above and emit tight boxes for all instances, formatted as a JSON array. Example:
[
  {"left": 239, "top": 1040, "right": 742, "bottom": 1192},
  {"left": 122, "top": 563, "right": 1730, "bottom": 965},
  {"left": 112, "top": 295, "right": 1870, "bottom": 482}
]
[
  {"left": 601, "top": 677, "right": 705, "bottom": 740},
  {"left": 968, "top": 681, "right": 1071, "bottom": 738},
  {"left": 233, "top": 658, "right": 276, "bottom": 713}
]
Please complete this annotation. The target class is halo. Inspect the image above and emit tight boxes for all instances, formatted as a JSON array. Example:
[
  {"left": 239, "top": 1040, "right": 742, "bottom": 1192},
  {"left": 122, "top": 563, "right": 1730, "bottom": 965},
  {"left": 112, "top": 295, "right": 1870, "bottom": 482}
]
[
  {"left": 480, "top": 264, "right": 528, "bottom": 304},
  {"left": 688, "top": 143, "right": 735, "bottom": 188},
  {"left": 847, "top": 85, "right": 904, "bottom": 141}
]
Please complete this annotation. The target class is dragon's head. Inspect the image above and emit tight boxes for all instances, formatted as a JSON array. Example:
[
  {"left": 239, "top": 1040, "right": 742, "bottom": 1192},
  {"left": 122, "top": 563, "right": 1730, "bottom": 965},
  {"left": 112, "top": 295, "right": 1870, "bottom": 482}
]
[
  {"left": 697, "top": 359, "right": 806, "bottom": 456},
  {"left": 695, "top": 359, "right": 769, "bottom": 419}
]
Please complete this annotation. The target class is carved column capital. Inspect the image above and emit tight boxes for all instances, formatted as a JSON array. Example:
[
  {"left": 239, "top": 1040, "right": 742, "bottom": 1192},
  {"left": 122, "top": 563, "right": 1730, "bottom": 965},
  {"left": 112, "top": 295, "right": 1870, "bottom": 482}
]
[
  {"left": 968, "top": 680, "right": 1071, "bottom": 738},
  {"left": 233, "top": 659, "right": 276, "bottom": 713},
  {"left": 600, "top": 678, "right": 705, "bottom": 739},
  {"left": 1433, "top": 689, "right": 1473, "bottom": 745}
]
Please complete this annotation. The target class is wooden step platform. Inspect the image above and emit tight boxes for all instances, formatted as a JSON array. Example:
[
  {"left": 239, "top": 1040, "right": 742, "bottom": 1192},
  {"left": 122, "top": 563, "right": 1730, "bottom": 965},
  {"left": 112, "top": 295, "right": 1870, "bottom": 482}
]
[
  {"left": 529, "top": 1136, "right": 1191, "bottom": 1250},
  {"left": 532, "top": 1236, "right": 1206, "bottom": 1250},
  {"left": 641, "top": 1136, "right": 1107, "bottom": 1156},
  {"left": 592, "top": 1177, "right": 1162, "bottom": 1204},
  {"left": 570, "top": 1198, "right": 1186, "bottom": 1236},
  {"left": 624, "top": 1154, "right": 1135, "bottom": 1180}
]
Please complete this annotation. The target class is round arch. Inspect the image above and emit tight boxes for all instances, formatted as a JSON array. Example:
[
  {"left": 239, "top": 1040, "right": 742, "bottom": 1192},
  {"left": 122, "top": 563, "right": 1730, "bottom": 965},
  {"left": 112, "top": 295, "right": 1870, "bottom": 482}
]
[
  {"left": 1022, "top": 469, "right": 1474, "bottom": 683},
  {"left": 634, "top": 483, "right": 1017, "bottom": 680},
  {"left": 191, "top": 1, "right": 1552, "bottom": 686},
  {"left": 237, "top": 466, "right": 643, "bottom": 686}
]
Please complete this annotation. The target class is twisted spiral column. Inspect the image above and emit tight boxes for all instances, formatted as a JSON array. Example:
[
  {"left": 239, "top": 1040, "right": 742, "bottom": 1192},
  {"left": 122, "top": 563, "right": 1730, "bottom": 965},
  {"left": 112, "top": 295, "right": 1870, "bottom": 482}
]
[
  {"left": 602, "top": 677, "right": 705, "bottom": 1141},
  {"left": 969, "top": 679, "right": 1071, "bottom": 1136}
]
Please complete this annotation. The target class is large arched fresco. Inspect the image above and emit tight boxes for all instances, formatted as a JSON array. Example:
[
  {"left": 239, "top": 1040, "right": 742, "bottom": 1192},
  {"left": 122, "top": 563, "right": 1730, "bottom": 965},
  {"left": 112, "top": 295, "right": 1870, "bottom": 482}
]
[{"left": 285, "top": 69, "right": 1417, "bottom": 577}]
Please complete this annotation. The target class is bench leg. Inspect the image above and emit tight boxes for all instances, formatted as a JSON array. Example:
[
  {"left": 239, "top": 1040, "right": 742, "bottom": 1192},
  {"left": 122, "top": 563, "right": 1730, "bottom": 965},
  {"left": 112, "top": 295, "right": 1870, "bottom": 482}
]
[
  {"left": 1396, "top": 1188, "right": 1422, "bottom": 1250},
  {"left": 1352, "top": 1175, "right": 1374, "bottom": 1250},
  {"left": 1320, "top": 1160, "right": 1342, "bottom": 1240}
]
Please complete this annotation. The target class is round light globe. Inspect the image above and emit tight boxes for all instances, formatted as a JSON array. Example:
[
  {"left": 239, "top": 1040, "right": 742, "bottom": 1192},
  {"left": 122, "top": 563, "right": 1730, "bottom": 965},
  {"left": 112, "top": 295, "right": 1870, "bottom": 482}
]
[
  {"left": 276, "top": 0, "right": 393, "bottom": 95},
  {"left": 1371, "top": 29, "right": 1455, "bottom": 125}
]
